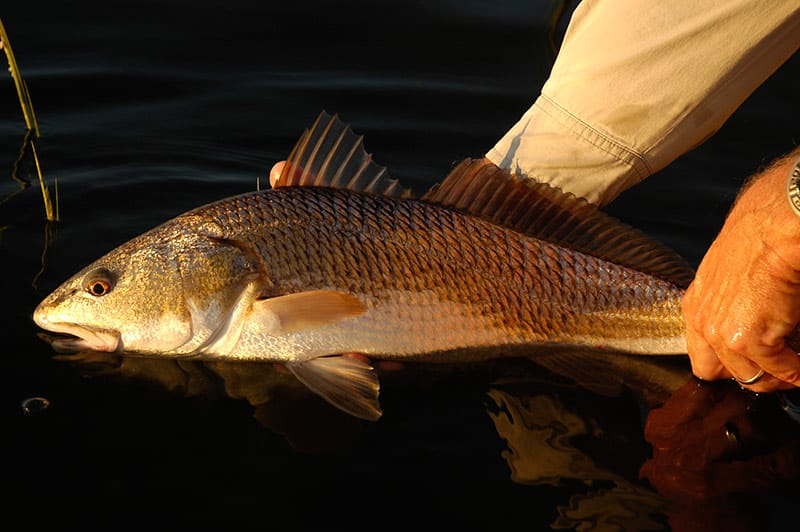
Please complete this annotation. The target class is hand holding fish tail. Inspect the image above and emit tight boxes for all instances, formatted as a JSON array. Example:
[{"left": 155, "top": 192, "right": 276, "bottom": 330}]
[{"left": 682, "top": 148, "right": 800, "bottom": 392}]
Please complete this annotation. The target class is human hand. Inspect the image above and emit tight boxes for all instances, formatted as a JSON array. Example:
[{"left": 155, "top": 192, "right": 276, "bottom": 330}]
[{"left": 682, "top": 149, "right": 800, "bottom": 392}]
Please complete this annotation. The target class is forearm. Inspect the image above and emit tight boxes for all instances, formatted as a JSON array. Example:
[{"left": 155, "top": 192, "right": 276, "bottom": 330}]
[{"left": 487, "top": 0, "right": 800, "bottom": 206}]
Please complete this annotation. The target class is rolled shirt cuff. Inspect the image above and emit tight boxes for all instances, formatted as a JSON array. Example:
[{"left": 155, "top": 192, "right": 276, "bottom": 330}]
[
  {"left": 486, "top": 94, "right": 652, "bottom": 206},
  {"left": 487, "top": 0, "right": 800, "bottom": 207}
]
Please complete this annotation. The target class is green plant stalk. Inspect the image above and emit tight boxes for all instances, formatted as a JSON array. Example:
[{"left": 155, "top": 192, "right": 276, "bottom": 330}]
[
  {"left": 31, "top": 140, "right": 55, "bottom": 221},
  {"left": 54, "top": 178, "right": 60, "bottom": 221},
  {"left": 2, "top": 16, "right": 57, "bottom": 223},
  {"left": 0, "top": 18, "right": 39, "bottom": 137}
]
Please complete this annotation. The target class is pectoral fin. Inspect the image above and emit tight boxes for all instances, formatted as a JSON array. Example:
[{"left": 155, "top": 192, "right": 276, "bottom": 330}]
[
  {"left": 253, "top": 290, "right": 367, "bottom": 334},
  {"left": 288, "top": 355, "right": 382, "bottom": 420}
]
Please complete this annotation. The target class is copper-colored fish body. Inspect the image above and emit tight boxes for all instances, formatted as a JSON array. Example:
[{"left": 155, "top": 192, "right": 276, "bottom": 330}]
[
  {"left": 34, "top": 112, "right": 691, "bottom": 420},
  {"left": 197, "top": 185, "right": 687, "bottom": 363}
]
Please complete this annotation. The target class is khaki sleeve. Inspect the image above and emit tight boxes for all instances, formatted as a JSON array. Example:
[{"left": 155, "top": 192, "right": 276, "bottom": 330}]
[{"left": 486, "top": 0, "right": 800, "bottom": 206}]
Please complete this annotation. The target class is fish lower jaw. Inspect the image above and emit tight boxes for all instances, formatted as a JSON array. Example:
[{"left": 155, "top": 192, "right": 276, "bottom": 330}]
[{"left": 35, "top": 321, "right": 120, "bottom": 353}]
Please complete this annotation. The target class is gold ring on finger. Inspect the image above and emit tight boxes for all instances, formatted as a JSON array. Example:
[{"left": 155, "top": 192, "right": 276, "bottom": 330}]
[{"left": 733, "top": 368, "right": 765, "bottom": 385}]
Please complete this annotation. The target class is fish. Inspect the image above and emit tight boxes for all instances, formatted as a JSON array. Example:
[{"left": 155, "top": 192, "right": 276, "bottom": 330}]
[{"left": 34, "top": 111, "right": 695, "bottom": 420}]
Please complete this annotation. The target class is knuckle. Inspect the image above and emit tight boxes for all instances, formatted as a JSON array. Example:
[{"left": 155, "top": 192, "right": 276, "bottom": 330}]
[{"left": 700, "top": 322, "right": 721, "bottom": 346}]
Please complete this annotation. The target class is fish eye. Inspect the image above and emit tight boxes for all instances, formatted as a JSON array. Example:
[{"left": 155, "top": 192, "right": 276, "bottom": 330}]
[
  {"left": 87, "top": 279, "right": 111, "bottom": 296},
  {"left": 83, "top": 269, "right": 115, "bottom": 297}
]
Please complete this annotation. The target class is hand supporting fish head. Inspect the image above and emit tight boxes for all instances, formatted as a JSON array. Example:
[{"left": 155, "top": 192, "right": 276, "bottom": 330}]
[{"left": 34, "top": 215, "right": 264, "bottom": 356}]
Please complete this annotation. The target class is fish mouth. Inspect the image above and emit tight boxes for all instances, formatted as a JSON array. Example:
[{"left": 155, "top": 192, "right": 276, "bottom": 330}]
[{"left": 33, "top": 314, "right": 120, "bottom": 353}]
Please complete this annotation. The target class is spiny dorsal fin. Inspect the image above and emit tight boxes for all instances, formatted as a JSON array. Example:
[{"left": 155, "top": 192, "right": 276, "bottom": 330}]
[
  {"left": 276, "top": 111, "right": 415, "bottom": 199},
  {"left": 422, "top": 158, "right": 695, "bottom": 288}
]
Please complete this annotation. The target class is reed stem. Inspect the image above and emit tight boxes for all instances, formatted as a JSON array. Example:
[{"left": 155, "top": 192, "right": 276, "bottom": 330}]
[
  {"left": 1, "top": 17, "right": 57, "bottom": 221},
  {"left": 0, "top": 18, "right": 39, "bottom": 137}
]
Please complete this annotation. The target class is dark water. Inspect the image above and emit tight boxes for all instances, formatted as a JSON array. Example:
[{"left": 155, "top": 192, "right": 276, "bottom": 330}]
[{"left": 3, "top": 1, "right": 799, "bottom": 530}]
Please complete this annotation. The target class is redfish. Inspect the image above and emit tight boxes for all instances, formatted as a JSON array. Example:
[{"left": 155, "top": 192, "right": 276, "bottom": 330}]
[{"left": 34, "top": 112, "right": 692, "bottom": 420}]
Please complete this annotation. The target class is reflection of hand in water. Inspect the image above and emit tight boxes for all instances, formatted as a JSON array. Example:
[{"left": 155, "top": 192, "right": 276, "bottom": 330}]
[{"left": 640, "top": 378, "right": 800, "bottom": 529}]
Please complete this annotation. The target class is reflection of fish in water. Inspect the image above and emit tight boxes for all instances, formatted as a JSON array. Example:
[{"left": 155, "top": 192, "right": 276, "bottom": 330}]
[
  {"left": 34, "top": 111, "right": 694, "bottom": 420},
  {"left": 52, "top": 349, "right": 691, "bottom": 455}
]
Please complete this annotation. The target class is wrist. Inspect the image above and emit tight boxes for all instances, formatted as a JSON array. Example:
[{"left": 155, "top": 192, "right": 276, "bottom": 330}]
[
  {"left": 769, "top": 151, "right": 800, "bottom": 271},
  {"left": 729, "top": 150, "right": 800, "bottom": 272}
]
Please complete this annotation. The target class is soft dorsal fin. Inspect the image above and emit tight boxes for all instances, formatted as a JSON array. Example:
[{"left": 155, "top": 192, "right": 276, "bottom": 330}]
[
  {"left": 275, "top": 111, "right": 415, "bottom": 199},
  {"left": 422, "top": 158, "right": 695, "bottom": 288}
]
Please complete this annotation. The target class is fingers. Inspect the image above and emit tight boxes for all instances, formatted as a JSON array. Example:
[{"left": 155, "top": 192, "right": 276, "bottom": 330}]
[
  {"left": 682, "top": 278, "right": 729, "bottom": 381},
  {"left": 269, "top": 161, "right": 286, "bottom": 188},
  {"left": 710, "top": 322, "right": 800, "bottom": 391},
  {"left": 682, "top": 276, "right": 800, "bottom": 392},
  {"left": 683, "top": 289, "right": 731, "bottom": 382},
  {"left": 731, "top": 346, "right": 800, "bottom": 392},
  {"left": 685, "top": 322, "right": 730, "bottom": 381},
  {"left": 269, "top": 160, "right": 308, "bottom": 188},
  {"left": 687, "top": 316, "right": 799, "bottom": 391},
  {"left": 686, "top": 321, "right": 800, "bottom": 392}
]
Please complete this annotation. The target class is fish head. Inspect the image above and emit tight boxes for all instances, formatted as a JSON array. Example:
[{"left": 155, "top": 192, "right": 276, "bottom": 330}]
[{"left": 34, "top": 214, "right": 263, "bottom": 355}]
